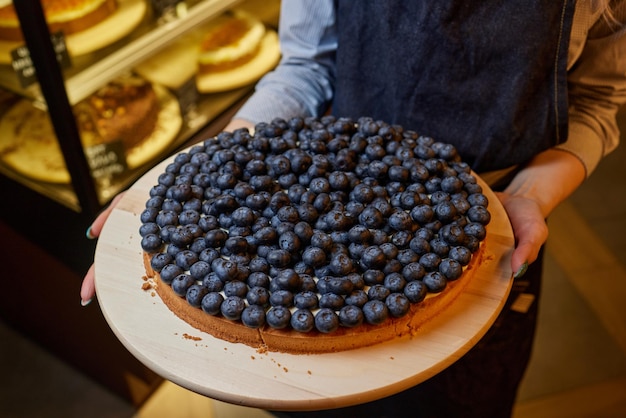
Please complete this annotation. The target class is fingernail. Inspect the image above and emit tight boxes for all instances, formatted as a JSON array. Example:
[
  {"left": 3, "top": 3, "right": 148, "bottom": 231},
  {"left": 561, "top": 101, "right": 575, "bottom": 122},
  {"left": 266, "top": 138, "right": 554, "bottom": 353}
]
[
  {"left": 81, "top": 298, "right": 93, "bottom": 307},
  {"left": 514, "top": 262, "right": 528, "bottom": 279},
  {"left": 86, "top": 226, "right": 95, "bottom": 240}
]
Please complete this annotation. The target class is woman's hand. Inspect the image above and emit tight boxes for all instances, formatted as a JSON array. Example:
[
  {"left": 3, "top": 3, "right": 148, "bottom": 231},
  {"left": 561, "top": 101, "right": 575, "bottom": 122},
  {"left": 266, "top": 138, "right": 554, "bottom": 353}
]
[
  {"left": 495, "top": 191, "right": 548, "bottom": 278},
  {"left": 80, "top": 192, "right": 126, "bottom": 306},
  {"left": 496, "top": 148, "right": 586, "bottom": 278}
]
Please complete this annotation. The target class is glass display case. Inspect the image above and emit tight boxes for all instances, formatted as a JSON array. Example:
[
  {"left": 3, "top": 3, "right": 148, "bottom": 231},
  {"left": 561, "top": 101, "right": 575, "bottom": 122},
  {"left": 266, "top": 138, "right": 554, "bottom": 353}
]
[
  {"left": 0, "top": 0, "right": 280, "bottom": 405},
  {"left": 0, "top": 0, "right": 280, "bottom": 217}
]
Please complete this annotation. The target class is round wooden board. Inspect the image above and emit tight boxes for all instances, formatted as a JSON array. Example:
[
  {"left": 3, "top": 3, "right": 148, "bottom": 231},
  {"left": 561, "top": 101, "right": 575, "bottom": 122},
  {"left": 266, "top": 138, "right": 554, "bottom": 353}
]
[
  {"left": 94, "top": 152, "right": 515, "bottom": 411},
  {"left": 0, "top": 0, "right": 146, "bottom": 62},
  {"left": 0, "top": 83, "right": 182, "bottom": 184}
]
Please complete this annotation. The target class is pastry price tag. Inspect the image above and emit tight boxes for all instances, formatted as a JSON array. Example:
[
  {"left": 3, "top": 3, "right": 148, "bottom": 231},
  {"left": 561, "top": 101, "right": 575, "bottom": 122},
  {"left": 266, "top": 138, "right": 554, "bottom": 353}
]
[
  {"left": 84, "top": 141, "right": 128, "bottom": 181},
  {"left": 11, "top": 32, "right": 71, "bottom": 89},
  {"left": 172, "top": 77, "right": 199, "bottom": 119}
]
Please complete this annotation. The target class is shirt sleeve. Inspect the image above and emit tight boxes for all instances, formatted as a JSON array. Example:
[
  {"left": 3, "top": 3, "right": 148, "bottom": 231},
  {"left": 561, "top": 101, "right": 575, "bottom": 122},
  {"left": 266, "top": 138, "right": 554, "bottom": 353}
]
[
  {"left": 234, "top": 0, "right": 337, "bottom": 124},
  {"left": 561, "top": 2, "right": 626, "bottom": 176}
]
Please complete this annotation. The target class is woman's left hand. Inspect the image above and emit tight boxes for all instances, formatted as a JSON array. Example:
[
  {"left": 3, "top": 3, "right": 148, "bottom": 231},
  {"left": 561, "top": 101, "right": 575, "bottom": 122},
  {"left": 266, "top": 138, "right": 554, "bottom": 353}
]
[{"left": 495, "top": 191, "right": 549, "bottom": 278}]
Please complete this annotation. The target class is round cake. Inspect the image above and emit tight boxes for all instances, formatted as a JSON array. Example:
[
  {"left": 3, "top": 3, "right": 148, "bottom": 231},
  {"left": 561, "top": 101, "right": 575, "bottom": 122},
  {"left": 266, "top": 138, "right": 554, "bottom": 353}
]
[
  {"left": 0, "top": 74, "right": 160, "bottom": 183},
  {"left": 197, "top": 11, "right": 266, "bottom": 75},
  {"left": 139, "top": 116, "right": 491, "bottom": 354},
  {"left": 0, "top": 0, "right": 117, "bottom": 42}
]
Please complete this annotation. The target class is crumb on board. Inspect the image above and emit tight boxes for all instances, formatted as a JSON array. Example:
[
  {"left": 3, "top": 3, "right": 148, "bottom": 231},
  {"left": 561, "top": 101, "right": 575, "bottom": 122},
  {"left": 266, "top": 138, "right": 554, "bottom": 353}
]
[{"left": 183, "top": 333, "right": 202, "bottom": 341}]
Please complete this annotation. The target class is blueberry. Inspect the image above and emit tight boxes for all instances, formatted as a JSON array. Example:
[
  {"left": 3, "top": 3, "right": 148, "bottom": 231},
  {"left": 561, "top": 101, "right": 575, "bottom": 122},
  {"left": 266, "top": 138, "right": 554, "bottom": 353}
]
[
  {"left": 440, "top": 176, "right": 464, "bottom": 194},
  {"left": 386, "top": 293, "right": 410, "bottom": 317},
  {"left": 273, "top": 269, "right": 301, "bottom": 291},
  {"left": 467, "top": 205, "right": 491, "bottom": 225},
  {"left": 150, "top": 252, "right": 172, "bottom": 272},
  {"left": 241, "top": 305, "right": 266, "bottom": 329},
  {"left": 220, "top": 296, "right": 245, "bottom": 320},
  {"left": 141, "top": 234, "right": 162, "bottom": 252},
  {"left": 159, "top": 264, "right": 183, "bottom": 284},
  {"left": 266, "top": 249, "right": 292, "bottom": 268},
  {"left": 294, "top": 291, "right": 319, "bottom": 310},
  {"left": 246, "top": 286, "right": 269, "bottom": 306},
  {"left": 363, "top": 269, "right": 385, "bottom": 286},
  {"left": 140, "top": 207, "right": 159, "bottom": 224},
  {"left": 169, "top": 227, "right": 194, "bottom": 247},
  {"left": 186, "top": 284, "right": 208, "bottom": 307},
  {"left": 139, "top": 222, "right": 160, "bottom": 237},
  {"left": 339, "top": 305, "right": 364, "bottom": 328},
  {"left": 326, "top": 277, "right": 354, "bottom": 295},
  {"left": 201, "top": 292, "right": 224, "bottom": 315},
  {"left": 423, "top": 271, "right": 447, "bottom": 293},
  {"left": 429, "top": 237, "right": 450, "bottom": 257},
  {"left": 358, "top": 206, "right": 384, "bottom": 228},
  {"left": 362, "top": 300, "right": 389, "bottom": 325},
  {"left": 449, "top": 246, "right": 473, "bottom": 266},
  {"left": 156, "top": 210, "right": 178, "bottom": 227},
  {"left": 388, "top": 211, "right": 414, "bottom": 232},
  {"left": 383, "top": 272, "right": 407, "bottom": 293},
  {"left": 434, "top": 200, "right": 458, "bottom": 223},
  {"left": 319, "top": 292, "right": 345, "bottom": 310},
  {"left": 419, "top": 252, "right": 441, "bottom": 271},
  {"left": 404, "top": 280, "right": 427, "bottom": 303},
  {"left": 409, "top": 237, "right": 431, "bottom": 256},
  {"left": 175, "top": 250, "right": 199, "bottom": 270},
  {"left": 464, "top": 222, "right": 487, "bottom": 241},
  {"left": 202, "top": 273, "right": 223, "bottom": 292},
  {"left": 315, "top": 308, "right": 340, "bottom": 333},
  {"left": 290, "top": 309, "right": 315, "bottom": 332},
  {"left": 440, "top": 224, "right": 467, "bottom": 246},
  {"left": 396, "top": 249, "right": 420, "bottom": 265},
  {"left": 401, "top": 262, "right": 426, "bottom": 281},
  {"left": 211, "top": 258, "right": 239, "bottom": 282},
  {"left": 265, "top": 306, "right": 291, "bottom": 329},
  {"left": 247, "top": 271, "right": 270, "bottom": 288},
  {"left": 198, "top": 248, "right": 220, "bottom": 264},
  {"left": 368, "top": 284, "right": 391, "bottom": 301},
  {"left": 360, "top": 245, "right": 386, "bottom": 269},
  {"left": 178, "top": 210, "right": 200, "bottom": 226},
  {"left": 189, "top": 261, "right": 211, "bottom": 280},
  {"left": 467, "top": 193, "right": 489, "bottom": 208},
  {"left": 171, "top": 273, "right": 194, "bottom": 296},
  {"left": 439, "top": 259, "right": 463, "bottom": 280},
  {"left": 345, "top": 289, "right": 369, "bottom": 307},
  {"left": 224, "top": 281, "right": 248, "bottom": 298},
  {"left": 269, "top": 289, "right": 294, "bottom": 307}
]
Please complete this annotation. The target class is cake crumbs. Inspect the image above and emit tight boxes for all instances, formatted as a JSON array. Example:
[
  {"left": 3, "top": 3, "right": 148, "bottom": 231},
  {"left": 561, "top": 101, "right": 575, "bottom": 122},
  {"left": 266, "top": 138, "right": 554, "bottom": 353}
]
[
  {"left": 307, "top": 370, "right": 312, "bottom": 375},
  {"left": 183, "top": 333, "right": 202, "bottom": 341},
  {"left": 283, "top": 367, "right": 288, "bottom": 373}
]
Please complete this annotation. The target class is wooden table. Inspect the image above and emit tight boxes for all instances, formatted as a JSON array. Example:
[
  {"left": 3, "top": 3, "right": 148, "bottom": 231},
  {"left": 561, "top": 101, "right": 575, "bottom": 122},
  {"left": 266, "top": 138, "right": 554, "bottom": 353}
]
[{"left": 95, "top": 153, "right": 515, "bottom": 411}]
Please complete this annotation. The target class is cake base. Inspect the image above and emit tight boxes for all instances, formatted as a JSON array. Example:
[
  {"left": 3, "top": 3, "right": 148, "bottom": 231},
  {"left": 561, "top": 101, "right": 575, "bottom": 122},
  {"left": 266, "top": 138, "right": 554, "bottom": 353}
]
[{"left": 145, "top": 244, "right": 485, "bottom": 354}]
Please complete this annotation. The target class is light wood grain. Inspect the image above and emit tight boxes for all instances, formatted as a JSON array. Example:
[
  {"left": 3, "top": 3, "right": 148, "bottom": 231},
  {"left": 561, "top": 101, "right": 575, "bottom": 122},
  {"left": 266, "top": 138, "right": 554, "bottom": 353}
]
[{"left": 95, "top": 153, "right": 514, "bottom": 411}]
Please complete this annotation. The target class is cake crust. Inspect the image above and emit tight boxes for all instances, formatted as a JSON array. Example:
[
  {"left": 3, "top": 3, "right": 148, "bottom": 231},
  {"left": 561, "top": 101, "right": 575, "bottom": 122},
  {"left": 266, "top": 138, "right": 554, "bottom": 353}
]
[{"left": 144, "top": 244, "right": 485, "bottom": 354}]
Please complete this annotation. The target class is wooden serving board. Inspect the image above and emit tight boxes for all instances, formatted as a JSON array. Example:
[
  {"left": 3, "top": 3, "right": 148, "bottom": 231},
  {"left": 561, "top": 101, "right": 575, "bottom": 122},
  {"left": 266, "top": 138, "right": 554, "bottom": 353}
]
[{"left": 94, "top": 154, "right": 515, "bottom": 411}]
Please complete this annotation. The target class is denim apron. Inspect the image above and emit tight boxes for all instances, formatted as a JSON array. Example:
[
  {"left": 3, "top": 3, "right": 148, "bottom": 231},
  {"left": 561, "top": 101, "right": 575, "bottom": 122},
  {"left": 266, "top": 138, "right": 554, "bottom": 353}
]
[
  {"left": 273, "top": 2, "right": 575, "bottom": 418},
  {"left": 332, "top": 0, "right": 575, "bottom": 173}
]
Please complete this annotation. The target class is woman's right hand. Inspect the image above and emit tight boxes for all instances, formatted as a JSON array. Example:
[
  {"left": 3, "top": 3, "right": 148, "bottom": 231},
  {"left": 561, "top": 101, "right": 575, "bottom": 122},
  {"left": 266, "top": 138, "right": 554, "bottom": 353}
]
[{"left": 80, "top": 191, "right": 126, "bottom": 306}]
